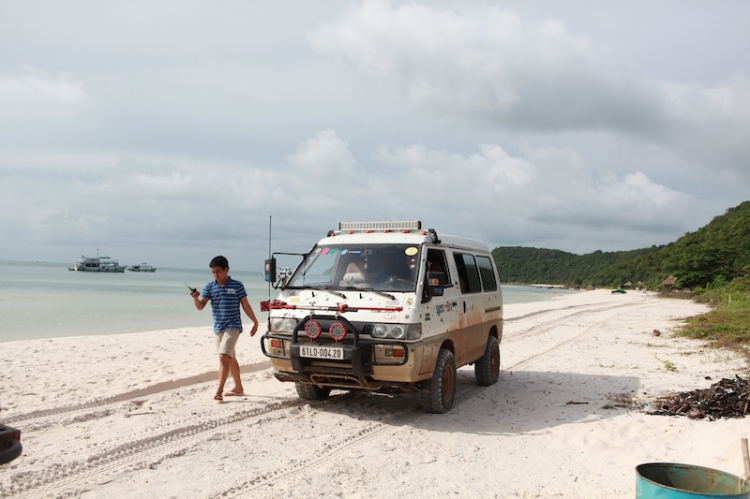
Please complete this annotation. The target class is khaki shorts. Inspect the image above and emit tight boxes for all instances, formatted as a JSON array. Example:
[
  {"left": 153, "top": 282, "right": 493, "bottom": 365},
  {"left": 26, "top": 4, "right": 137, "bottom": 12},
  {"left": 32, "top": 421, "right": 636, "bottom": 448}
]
[{"left": 215, "top": 329, "right": 241, "bottom": 358}]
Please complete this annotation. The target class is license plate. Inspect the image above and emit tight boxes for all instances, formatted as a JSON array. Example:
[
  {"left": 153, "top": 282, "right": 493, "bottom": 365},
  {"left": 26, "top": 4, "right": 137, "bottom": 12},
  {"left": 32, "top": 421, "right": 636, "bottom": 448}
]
[{"left": 300, "top": 345, "right": 344, "bottom": 360}]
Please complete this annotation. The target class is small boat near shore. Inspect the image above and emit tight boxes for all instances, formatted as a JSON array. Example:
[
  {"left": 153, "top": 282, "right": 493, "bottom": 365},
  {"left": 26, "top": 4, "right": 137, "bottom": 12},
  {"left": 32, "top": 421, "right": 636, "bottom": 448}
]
[
  {"left": 70, "top": 254, "right": 127, "bottom": 273},
  {"left": 128, "top": 263, "right": 156, "bottom": 272}
]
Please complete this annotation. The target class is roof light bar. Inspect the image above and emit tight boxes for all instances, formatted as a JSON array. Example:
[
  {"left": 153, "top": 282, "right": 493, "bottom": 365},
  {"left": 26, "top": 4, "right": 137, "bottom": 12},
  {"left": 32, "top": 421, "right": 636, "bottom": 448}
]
[{"left": 338, "top": 221, "right": 421, "bottom": 231}]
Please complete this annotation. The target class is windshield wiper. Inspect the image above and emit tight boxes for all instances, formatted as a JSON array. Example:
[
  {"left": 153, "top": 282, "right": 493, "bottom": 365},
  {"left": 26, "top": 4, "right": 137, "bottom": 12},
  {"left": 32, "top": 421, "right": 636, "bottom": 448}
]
[
  {"left": 342, "top": 286, "right": 396, "bottom": 301},
  {"left": 308, "top": 285, "right": 347, "bottom": 299}
]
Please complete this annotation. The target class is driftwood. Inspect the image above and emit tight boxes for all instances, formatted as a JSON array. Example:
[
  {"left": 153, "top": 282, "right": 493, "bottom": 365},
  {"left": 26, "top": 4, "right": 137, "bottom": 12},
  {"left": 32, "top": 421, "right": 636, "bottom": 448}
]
[{"left": 647, "top": 375, "right": 750, "bottom": 420}]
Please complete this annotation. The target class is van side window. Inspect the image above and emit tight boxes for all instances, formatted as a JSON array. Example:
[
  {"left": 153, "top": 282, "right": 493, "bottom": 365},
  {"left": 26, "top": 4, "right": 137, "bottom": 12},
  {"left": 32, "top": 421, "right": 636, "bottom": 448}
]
[
  {"left": 476, "top": 255, "right": 498, "bottom": 291},
  {"left": 426, "top": 249, "right": 449, "bottom": 281},
  {"left": 454, "top": 253, "right": 482, "bottom": 293}
]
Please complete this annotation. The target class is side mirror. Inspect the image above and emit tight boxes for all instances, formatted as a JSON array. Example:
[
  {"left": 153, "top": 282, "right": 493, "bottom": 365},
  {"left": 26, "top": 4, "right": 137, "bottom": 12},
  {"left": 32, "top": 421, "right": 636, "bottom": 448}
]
[
  {"left": 264, "top": 258, "right": 276, "bottom": 283},
  {"left": 426, "top": 271, "right": 446, "bottom": 298}
]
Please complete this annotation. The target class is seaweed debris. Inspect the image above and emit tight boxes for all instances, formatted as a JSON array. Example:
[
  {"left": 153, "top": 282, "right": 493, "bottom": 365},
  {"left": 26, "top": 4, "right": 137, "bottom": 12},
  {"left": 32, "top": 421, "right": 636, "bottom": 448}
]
[{"left": 648, "top": 375, "right": 750, "bottom": 420}]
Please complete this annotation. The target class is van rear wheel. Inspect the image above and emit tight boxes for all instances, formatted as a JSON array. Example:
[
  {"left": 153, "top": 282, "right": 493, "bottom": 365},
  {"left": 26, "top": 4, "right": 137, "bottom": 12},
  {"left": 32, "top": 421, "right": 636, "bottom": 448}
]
[
  {"left": 295, "top": 382, "right": 331, "bottom": 400},
  {"left": 475, "top": 335, "right": 500, "bottom": 386},
  {"left": 422, "top": 349, "right": 456, "bottom": 414}
]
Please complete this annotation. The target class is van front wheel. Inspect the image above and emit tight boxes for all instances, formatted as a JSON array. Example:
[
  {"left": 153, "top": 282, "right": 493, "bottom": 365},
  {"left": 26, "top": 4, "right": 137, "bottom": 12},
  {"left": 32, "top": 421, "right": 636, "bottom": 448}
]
[
  {"left": 422, "top": 349, "right": 456, "bottom": 414},
  {"left": 475, "top": 335, "right": 500, "bottom": 386},
  {"left": 296, "top": 382, "right": 331, "bottom": 400}
]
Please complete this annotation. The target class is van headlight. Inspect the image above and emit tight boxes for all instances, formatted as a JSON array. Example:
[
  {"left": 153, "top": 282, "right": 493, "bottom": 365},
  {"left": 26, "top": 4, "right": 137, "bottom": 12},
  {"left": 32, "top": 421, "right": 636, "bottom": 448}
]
[
  {"left": 371, "top": 323, "right": 422, "bottom": 340},
  {"left": 270, "top": 317, "right": 298, "bottom": 334}
]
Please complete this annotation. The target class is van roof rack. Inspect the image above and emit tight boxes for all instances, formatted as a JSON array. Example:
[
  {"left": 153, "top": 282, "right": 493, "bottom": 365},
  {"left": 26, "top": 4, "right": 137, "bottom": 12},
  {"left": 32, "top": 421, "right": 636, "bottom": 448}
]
[
  {"left": 338, "top": 221, "right": 421, "bottom": 231},
  {"left": 328, "top": 221, "right": 440, "bottom": 243}
]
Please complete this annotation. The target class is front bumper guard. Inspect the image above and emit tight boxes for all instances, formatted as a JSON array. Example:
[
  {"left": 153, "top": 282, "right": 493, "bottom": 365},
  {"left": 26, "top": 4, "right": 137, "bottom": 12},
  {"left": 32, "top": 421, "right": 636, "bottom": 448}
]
[{"left": 261, "top": 314, "right": 410, "bottom": 378}]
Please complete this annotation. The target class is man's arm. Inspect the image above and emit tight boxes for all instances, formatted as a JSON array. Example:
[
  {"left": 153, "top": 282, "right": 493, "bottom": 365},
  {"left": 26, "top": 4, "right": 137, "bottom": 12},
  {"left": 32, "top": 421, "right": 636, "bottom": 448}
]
[
  {"left": 191, "top": 290, "right": 209, "bottom": 310},
  {"left": 240, "top": 297, "right": 259, "bottom": 336}
]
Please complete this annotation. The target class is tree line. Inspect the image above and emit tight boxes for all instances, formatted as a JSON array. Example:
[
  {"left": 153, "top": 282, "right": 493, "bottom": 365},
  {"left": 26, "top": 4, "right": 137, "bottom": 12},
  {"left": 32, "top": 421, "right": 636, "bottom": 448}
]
[{"left": 492, "top": 200, "right": 750, "bottom": 290}]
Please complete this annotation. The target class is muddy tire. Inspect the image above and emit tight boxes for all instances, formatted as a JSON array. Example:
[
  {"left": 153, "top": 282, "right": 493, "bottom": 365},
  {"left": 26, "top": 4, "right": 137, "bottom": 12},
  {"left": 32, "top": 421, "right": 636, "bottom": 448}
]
[
  {"left": 475, "top": 335, "right": 500, "bottom": 386},
  {"left": 295, "top": 382, "right": 331, "bottom": 400},
  {"left": 0, "top": 440, "right": 22, "bottom": 465},
  {"left": 422, "top": 349, "right": 457, "bottom": 414}
]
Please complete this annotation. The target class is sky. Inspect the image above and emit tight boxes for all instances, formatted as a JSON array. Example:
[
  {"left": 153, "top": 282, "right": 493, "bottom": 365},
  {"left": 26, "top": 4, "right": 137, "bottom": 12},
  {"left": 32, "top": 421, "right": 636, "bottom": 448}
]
[{"left": 1, "top": 0, "right": 748, "bottom": 271}]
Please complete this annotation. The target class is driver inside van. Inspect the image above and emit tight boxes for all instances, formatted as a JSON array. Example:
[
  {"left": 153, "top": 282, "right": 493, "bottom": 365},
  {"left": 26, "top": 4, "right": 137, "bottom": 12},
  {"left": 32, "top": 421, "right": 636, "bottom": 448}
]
[{"left": 340, "top": 261, "right": 366, "bottom": 286}]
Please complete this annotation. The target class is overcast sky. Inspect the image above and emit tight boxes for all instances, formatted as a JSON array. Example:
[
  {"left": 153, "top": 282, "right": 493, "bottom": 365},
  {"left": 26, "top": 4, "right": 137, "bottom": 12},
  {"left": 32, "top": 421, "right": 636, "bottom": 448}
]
[{"left": 1, "top": 0, "right": 748, "bottom": 271}]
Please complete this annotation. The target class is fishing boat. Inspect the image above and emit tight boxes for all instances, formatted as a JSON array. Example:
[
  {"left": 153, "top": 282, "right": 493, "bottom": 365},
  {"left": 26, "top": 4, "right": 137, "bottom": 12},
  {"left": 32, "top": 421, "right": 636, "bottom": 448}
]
[
  {"left": 128, "top": 263, "right": 157, "bottom": 272},
  {"left": 71, "top": 254, "right": 127, "bottom": 272}
]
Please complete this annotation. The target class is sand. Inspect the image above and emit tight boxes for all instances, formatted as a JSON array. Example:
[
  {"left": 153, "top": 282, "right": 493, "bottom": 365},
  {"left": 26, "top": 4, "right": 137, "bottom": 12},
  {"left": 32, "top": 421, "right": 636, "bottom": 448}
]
[{"left": 1, "top": 289, "right": 748, "bottom": 498}]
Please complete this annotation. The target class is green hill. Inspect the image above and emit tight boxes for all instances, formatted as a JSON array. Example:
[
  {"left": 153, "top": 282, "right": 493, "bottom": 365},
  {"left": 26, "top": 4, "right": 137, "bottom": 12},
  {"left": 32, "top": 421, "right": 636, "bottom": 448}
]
[
  {"left": 492, "top": 200, "right": 750, "bottom": 290},
  {"left": 491, "top": 246, "right": 652, "bottom": 287}
]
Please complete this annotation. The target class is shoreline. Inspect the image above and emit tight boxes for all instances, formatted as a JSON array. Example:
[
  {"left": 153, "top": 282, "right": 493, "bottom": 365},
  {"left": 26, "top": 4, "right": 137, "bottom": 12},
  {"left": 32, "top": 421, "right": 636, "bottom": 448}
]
[
  {"left": 0, "top": 256, "right": 579, "bottom": 344},
  {"left": 2, "top": 289, "right": 748, "bottom": 498}
]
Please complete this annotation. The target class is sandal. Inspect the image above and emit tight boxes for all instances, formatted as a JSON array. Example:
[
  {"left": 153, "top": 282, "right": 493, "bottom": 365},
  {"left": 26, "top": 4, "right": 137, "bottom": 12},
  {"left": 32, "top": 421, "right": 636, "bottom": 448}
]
[
  {"left": 214, "top": 393, "right": 223, "bottom": 402},
  {"left": 224, "top": 391, "right": 245, "bottom": 397}
]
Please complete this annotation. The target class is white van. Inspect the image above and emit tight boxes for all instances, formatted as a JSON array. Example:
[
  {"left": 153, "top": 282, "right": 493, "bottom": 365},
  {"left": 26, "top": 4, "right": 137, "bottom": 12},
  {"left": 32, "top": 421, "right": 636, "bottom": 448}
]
[{"left": 260, "top": 221, "right": 503, "bottom": 413}]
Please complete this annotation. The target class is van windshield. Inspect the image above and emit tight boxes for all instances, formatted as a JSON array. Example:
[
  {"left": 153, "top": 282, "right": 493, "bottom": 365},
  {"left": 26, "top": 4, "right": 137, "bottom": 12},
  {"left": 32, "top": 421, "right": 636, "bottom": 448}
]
[{"left": 286, "top": 244, "right": 421, "bottom": 292}]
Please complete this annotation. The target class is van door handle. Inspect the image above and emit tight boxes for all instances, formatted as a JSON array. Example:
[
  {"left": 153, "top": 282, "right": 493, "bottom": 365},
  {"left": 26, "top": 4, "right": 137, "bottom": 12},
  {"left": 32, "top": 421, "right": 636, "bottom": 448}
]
[{"left": 463, "top": 301, "right": 466, "bottom": 313}]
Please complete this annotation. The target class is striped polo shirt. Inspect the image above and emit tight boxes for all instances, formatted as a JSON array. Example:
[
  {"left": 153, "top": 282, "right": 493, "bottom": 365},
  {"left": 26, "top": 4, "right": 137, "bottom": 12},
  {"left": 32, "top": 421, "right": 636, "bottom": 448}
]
[{"left": 201, "top": 277, "right": 248, "bottom": 333}]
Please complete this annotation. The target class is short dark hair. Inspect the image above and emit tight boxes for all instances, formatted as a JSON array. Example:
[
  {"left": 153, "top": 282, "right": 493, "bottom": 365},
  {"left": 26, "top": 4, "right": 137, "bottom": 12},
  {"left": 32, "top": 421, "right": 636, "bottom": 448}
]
[{"left": 209, "top": 255, "right": 229, "bottom": 269}]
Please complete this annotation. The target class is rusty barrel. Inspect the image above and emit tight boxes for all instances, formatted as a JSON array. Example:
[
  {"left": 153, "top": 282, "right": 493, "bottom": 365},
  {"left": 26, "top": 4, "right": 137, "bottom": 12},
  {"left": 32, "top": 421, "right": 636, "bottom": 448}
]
[{"left": 636, "top": 463, "right": 750, "bottom": 498}]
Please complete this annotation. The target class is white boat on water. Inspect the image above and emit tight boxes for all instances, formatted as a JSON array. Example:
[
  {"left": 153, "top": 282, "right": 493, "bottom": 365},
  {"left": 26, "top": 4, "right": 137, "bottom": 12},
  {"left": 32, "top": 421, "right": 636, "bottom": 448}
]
[
  {"left": 128, "top": 263, "right": 156, "bottom": 272},
  {"left": 70, "top": 254, "right": 127, "bottom": 272}
]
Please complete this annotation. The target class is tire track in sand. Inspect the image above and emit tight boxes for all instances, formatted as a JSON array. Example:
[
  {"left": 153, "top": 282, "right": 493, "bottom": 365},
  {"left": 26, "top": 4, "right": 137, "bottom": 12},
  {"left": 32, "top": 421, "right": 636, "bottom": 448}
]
[
  {"left": 3, "top": 300, "right": 654, "bottom": 498},
  {"left": 2, "top": 397, "right": 301, "bottom": 498},
  {"left": 503, "top": 301, "right": 640, "bottom": 342},
  {"left": 210, "top": 385, "right": 481, "bottom": 499},
  {"left": 3, "top": 361, "right": 272, "bottom": 427},
  {"left": 211, "top": 301, "right": 660, "bottom": 497},
  {"left": 505, "top": 301, "right": 658, "bottom": 371}
]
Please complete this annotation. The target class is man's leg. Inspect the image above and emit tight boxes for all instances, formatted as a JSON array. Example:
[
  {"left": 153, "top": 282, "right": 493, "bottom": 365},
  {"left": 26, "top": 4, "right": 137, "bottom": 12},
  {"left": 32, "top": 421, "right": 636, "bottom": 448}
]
[
  {"left": 217, "top": 353, "right": 232, "bottom": 396},
  {"left": 215, "top": 330, "right": 242, "bottom": 398},
  {"left": 228, "top": 357, "right": 244, "bottom": 394}
]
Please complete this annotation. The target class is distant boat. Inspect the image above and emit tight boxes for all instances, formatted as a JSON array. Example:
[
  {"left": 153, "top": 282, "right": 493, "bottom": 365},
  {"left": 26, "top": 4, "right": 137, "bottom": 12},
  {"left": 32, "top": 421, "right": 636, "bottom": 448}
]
[
  {"left": 128, "top": 263, "right": 157, "bottom": 272},
  {"left": 70, "top": 254, "right": 127, "bottom": 273}
]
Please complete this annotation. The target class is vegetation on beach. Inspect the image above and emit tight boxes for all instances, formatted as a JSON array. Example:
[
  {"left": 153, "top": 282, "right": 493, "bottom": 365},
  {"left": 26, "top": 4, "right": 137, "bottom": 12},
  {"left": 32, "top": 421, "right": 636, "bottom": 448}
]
[
  {"left": 662, "top": 359, "right": 677, "bottom": 372},
  {"left": 678, "top": 277, "right": 750, "bottom": 357},
  {"left": 492, "top": 200, "right": 750, "bottom": 355}
]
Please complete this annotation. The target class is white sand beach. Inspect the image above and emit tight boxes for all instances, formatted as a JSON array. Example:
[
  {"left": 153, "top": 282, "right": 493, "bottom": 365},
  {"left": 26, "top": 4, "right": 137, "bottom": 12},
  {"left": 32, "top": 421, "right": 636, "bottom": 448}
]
[{"left": 1, "top": 289, "right": 748, "bottom": 498}]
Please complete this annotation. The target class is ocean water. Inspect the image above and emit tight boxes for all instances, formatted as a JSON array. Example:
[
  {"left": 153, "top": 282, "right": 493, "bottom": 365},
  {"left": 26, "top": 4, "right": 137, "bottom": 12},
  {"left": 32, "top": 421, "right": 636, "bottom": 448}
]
[{"left": 0, "top": 260, "right": 577, "bottom": 343}]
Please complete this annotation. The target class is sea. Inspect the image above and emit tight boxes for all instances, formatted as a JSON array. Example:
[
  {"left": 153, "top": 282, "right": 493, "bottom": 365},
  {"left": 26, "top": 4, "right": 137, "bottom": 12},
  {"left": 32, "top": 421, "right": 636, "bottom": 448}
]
[{"left": 0, "top": 260, "right": 578, "bottom": 343}]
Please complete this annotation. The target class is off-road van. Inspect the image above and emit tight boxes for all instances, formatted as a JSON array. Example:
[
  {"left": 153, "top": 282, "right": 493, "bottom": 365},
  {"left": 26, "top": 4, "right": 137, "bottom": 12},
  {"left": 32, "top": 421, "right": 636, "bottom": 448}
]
[{"left": 260, "top": 221, "right": 503, "bottom": 413}]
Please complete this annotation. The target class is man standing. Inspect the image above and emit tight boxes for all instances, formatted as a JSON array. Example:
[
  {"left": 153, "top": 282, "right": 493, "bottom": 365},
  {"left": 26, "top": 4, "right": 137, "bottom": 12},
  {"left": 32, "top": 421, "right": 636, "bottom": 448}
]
[{"left": 191, "top": 255, "right": 259, "bottom": 402}]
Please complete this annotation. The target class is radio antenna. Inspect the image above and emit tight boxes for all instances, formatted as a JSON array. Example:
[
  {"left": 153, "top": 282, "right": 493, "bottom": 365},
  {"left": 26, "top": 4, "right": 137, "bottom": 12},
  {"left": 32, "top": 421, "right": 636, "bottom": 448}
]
[{"left": 267, "top": 215, "right": 272, "bottom": 299}]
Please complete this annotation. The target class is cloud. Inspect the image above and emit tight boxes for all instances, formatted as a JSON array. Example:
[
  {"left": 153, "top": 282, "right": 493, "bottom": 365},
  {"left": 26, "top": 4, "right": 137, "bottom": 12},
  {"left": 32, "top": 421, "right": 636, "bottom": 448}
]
[
  {"left": 287, "top": 129, "right": 358, "bottom": 178},
  {"left": 376, "top": 142, "right": 534, "bottom": 206},
  {"left": 0, "top": 131, "right": 364, "bottom": 264},
  {"left": 308, "top": 0, "right": 659, "bottom": 133},
  {"left": 309, "top": 0, "right": 750, "bottom": 179},
  {"left": 0, "top": 67, "right": 92, "bottom": 153},
  {"left": 373, "top": 139, "right": 694, "bottom": 242},
  {"left": 0, "top": 67, "right": 87, "bottom": 116},
  {"left": 0, "top": 121, "right": 714, "bottom": 269},
  {"left": 658, "top": 75, "right": 750, "bottom": 173},
  {"left": 0, "top": 1, "right": 747, "bottom": 268}
]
